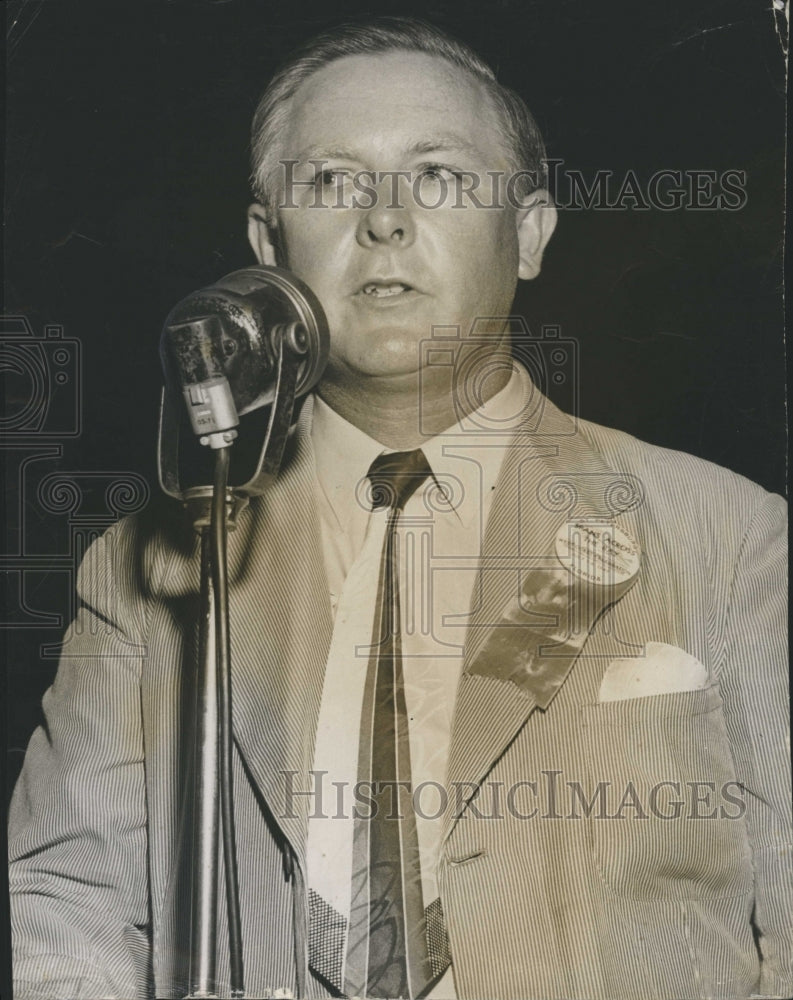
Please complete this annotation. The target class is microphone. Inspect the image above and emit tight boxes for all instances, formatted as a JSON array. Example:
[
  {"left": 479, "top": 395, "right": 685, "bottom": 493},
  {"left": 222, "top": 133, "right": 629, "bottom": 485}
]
[
  {"left": 160, "top": 265, "right": 329, "bottom": 448},
  {"left": 160, "top": 266, "right": 331, "bottom": 996},
  {"left": 158, "top": 265, "right": 329, "bottom": 497},
  {"left": 162, "top": 313, "right": 240, "bottom": 450}
]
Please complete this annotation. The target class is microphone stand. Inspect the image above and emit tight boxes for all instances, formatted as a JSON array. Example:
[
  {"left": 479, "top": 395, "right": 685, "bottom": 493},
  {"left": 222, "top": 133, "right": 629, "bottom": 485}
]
[
  {"left": 182, "top": 483, "right": 226, "bottom": 1000},
  {"left": 158, "top": 266, "right": 328, "bottom": 999}
]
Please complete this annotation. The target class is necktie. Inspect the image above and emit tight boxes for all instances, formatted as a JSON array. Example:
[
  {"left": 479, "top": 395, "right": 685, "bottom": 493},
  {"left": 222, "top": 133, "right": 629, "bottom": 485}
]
[{"left": 344, "top": 448, "right": 444, "bottom": 999}]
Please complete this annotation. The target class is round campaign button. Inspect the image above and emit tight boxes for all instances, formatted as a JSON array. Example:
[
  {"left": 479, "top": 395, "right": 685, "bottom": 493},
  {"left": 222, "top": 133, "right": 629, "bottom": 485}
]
[{"left": 554, "top": 520, "right": 640, "bottom": 586}]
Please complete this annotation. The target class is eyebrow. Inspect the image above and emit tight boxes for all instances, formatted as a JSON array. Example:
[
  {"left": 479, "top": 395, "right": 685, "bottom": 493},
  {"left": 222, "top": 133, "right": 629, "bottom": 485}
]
[{"left": 291, "top": 133, "right": 485, "bottom": 163}]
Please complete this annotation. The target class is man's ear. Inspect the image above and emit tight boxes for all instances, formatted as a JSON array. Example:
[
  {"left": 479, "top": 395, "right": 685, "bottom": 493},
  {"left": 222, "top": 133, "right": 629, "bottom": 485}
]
[
  {"left": 515, "top": 189, "right": 557, "bottom": 280},
  {"left": 247, "top": 202, "right": 279, "bottom": 266}
]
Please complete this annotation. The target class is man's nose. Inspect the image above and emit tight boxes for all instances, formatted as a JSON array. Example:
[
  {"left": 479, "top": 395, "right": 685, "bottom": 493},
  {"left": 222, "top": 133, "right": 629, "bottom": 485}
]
[{"left": 356, "top": 184, "right": 416, "bottom": 249}]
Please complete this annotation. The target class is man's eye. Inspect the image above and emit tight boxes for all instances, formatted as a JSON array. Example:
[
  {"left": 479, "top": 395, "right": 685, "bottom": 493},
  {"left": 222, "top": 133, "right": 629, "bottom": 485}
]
[
  {"left": 316, "top": 169, "right": 350, "bottom": 187},
  {"left": 418, "top": 164, "right": 459, "bottom": 182}
]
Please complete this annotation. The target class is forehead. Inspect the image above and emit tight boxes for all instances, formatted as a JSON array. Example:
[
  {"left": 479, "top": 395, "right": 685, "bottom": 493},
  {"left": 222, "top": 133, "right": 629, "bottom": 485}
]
[{"left": 282, "top": 50, "right": 511, "bottom": 166}]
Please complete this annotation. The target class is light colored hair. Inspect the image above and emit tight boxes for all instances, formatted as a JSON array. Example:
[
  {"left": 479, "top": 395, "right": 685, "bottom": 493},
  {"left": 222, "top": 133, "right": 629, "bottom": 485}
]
[{"left": 250, "top": 16, "right": 548, "bottom": 214}]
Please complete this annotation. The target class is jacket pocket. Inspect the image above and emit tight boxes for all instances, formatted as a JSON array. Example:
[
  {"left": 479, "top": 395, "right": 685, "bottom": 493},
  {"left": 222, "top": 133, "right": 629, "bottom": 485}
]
[{"left": 579, "top": 685, "right": 753, "bottom": 900}]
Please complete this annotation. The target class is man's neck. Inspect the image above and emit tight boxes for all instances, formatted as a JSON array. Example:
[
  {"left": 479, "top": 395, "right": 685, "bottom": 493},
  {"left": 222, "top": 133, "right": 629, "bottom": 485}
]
[{"left": 316, "top": 362, "right": 512, "bottom": 450}]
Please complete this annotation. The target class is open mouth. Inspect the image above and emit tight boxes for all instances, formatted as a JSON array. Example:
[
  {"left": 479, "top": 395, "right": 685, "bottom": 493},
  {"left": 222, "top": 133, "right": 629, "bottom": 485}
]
[{"left": 359, "top": 281, "right": 414, "bottom": 298}]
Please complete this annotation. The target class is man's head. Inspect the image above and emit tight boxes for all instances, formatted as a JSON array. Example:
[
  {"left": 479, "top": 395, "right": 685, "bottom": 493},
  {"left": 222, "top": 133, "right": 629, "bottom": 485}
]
[
  {"left": 246, "top": 18, "right": 556, "bottom": 426},
  {"left": 250, "top": 18, "right": 548, "bottom": 217}
]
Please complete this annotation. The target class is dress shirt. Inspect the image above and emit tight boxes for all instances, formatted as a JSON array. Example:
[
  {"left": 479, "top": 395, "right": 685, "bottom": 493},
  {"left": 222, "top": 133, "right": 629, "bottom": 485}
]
[{"left": 307, "top": 360, "right": 535, "bottom": 997}]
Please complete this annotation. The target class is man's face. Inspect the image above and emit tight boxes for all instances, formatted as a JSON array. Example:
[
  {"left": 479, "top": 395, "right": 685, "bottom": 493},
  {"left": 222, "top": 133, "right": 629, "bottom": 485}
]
[{"left": 251, "top": 51, "right": 546, "bottom": 391}]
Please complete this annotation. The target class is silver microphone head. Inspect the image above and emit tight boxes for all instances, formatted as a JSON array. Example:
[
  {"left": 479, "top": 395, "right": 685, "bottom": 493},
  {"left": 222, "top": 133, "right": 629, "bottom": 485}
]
[
  {"left": 158, "top": 265, "right": 330, "bottom": 499},
  {"left": 161, "top": 265, "right": 329, "bottom": 415}
]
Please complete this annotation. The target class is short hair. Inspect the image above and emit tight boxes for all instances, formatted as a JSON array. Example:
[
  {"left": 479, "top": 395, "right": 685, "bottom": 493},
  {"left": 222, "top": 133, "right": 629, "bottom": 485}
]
[{"left": 250, "top": 16, "right": 548, "bottom": 213}]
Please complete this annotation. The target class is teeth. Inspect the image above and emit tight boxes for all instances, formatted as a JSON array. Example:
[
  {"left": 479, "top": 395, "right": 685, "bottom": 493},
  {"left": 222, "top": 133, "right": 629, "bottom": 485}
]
[{"left": 363, "top": 282, "right": 408, "bottom": 296}]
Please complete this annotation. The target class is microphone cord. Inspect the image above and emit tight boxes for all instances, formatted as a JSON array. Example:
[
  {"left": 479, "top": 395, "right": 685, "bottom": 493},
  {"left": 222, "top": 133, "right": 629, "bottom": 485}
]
[{"left": 211, "top": 446, "right": 244, "bottom": 997}]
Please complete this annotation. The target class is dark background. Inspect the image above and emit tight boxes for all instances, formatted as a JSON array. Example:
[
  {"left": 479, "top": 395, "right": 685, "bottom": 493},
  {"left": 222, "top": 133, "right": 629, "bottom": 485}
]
[{"left": 3, "top": 0, "right": 787, "bottom": 816}]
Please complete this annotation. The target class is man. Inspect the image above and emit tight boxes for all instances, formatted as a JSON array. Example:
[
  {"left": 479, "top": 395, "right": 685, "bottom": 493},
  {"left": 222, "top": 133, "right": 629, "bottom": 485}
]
[{"left": 8, "top": 17, "right": 790, "bottom": 1000}]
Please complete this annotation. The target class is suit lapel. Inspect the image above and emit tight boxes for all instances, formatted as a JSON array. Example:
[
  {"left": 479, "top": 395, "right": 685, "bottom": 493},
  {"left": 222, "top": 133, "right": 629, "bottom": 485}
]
[
  {"left": 226, "top": 411, "right": 332, "bottom": 867},
  {"left": 184, "top": 395, "right": 643, "bottom": 856},
  {"left": 445, "top": 401, "right": 643, "bottom": 834}
]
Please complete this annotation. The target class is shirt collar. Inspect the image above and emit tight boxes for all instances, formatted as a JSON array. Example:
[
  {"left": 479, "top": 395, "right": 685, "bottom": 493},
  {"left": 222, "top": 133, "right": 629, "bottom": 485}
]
[
  {"left": 309, "top": 360, "right": 533, "bottom": 531},
  {"left": 421, "top": 359, "right": 532, "bottom": 528},
  {"left": 310, "top": 394, "right": 384, "bottom": 535}
]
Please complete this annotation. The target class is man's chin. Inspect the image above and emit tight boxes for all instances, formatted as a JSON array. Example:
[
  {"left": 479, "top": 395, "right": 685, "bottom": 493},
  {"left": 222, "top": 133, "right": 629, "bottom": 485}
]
[
  {"left": 330, "top": 337, "right": 428, "bottom": 382},
  {"left": 328, "top": 359, "right": 422, "bottom": 391}
]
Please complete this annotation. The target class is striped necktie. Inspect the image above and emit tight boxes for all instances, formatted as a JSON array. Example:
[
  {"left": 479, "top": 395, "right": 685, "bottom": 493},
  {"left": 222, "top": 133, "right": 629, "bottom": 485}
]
[{"left": 343, "top": 448, "right": 446, "bottom": 999}]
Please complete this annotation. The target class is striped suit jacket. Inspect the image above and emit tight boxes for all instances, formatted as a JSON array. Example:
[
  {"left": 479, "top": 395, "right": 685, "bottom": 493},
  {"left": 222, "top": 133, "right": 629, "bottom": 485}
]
[{"left": 8, "top": 394, "right": 791, "bottom": 1000}]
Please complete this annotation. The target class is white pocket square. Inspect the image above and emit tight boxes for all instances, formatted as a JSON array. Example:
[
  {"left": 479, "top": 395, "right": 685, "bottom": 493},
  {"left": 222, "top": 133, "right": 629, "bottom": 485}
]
[{"left": 598, "top": 641, "right": 708, "bottom": 702}]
